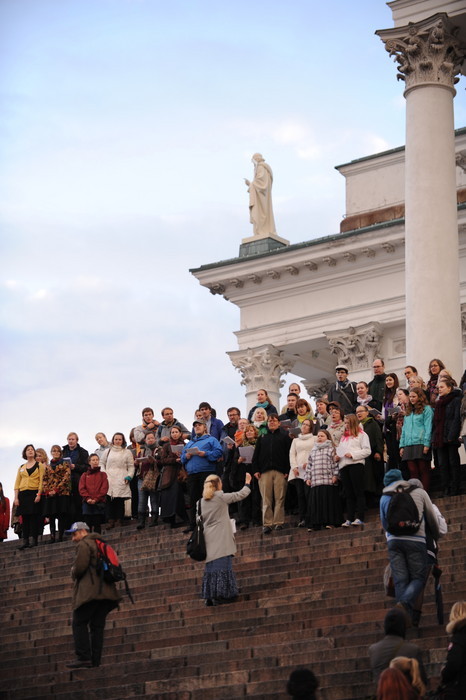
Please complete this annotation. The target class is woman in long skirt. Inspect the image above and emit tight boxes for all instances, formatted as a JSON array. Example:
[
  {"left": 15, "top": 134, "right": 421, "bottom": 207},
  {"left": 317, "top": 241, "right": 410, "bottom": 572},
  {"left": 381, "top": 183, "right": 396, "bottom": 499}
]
[
  {"left": 200, "top": 472, "right": 251, "bottom": 606},
  {"left": 305, "top": 429, "right": 342, "bottom": 530}
]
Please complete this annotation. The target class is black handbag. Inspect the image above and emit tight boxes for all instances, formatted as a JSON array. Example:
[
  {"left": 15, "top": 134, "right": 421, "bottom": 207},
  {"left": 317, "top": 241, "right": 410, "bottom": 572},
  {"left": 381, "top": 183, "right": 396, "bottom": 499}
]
[{"left": 186, "top": 500, "right": 206, "bottom": 561}]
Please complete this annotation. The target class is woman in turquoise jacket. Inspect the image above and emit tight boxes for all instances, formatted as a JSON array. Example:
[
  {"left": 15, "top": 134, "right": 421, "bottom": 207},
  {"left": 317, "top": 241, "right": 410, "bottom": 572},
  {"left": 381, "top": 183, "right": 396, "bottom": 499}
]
[{"left": 399, "top": 387, "right": 433, "bottom": 492}]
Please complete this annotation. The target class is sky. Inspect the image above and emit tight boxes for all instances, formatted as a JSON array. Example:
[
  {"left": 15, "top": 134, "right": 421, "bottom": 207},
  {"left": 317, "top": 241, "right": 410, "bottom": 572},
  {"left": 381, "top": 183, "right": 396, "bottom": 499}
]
[{"left": 1, "top": 0, "right": 465, "bottom": 533}]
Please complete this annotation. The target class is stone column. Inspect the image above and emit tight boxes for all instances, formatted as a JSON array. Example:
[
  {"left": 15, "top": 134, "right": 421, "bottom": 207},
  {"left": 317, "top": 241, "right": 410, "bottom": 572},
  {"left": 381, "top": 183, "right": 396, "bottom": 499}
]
[
  {"left": 227, "top": 344, "right": 295, "bottom": 413},
  {"left": 377, "top": 14, "right": 466, "bottom": 380}
]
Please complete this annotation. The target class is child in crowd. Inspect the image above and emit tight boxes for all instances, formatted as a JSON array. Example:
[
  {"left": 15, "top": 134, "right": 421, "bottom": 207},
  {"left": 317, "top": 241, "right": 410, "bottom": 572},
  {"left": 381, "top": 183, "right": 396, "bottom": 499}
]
[{"left": 305, "top": 429, "right": 341, "bottom": 531}]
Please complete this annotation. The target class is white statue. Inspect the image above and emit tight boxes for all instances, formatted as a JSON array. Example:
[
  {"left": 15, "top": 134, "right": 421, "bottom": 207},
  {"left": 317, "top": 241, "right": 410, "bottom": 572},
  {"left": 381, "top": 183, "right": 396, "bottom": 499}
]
[{"left": 244, "top": 153, "right": 277, "bottom": 237}]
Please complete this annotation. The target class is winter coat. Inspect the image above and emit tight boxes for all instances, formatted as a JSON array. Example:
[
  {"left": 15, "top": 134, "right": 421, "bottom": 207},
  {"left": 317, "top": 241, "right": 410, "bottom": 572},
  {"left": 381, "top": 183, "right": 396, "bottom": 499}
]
[
  {"left": 441, "top": 619, "right": 466, "bottom": 695},
  {"left": 0, "top": 497, "right": 10, "bottom": 539},
  {"left": 305, "top": 442, "right": 339, "bottom": 487},
  {"left": 180, "top": 434, "right": 223, "bottom": 474},
  {"left": 247, "top": 401, "right": 278, "bottom": 422},
  {"left": 201, "top": 485, "right": 251, "bottom": 563},
  {"left": 289, "top": 433, "right": 316, "bottom": 481},
  {"left": 336, "top": 430, "right": 371, "bottom": 470},
  {"left": 360, "top": 417, "right": 384, "bottom": 457},
  {"left": 432, "top": 388, "right": 462, "bottom": 447},
  {"left": 79, "top": 468, "right": 109, "bottom": 503},
  {"left": 62, "top": 444, "right": 89, "bottom": 491},
  {"left": 70, "top": 533, "right": 122, "bottom": 610},
  {"left": 379, "top": 480, "right": 440, "bottom": 544},
  {"left": 100, "top": 446, "right": 135, "bottom": 498},
  {"left": 41, "top": 460, "right": 72, "bottom": 496},
  {"left": 252, "top": 428, "right": 291, "bottom": 475},
  {"left": 399, "top": 405, "right": 433, "bottom": 449},
  {"left": 327, "top": 380, "right": 358, "bottom": 413}
]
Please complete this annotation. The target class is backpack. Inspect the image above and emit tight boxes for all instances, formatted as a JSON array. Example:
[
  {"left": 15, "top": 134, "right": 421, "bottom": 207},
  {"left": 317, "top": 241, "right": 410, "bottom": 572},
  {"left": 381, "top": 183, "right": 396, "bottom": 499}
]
[
  {"left": 94, "top": 538, "right": 134, "bottom": 603},
  {"left": 386, "top": 485, "right": 422, "bottom": 536}
]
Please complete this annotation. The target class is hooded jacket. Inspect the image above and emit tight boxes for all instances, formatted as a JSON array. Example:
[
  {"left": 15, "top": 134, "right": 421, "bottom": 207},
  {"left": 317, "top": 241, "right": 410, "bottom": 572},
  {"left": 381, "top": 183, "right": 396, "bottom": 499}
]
[{"left": 380, "top": 479, "right": 440, "bottom": 543}]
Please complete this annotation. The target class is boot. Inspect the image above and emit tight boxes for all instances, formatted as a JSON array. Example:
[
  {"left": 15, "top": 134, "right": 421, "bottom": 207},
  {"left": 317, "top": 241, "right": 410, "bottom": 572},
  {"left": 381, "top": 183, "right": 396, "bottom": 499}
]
[
  {"left": 31, "top": 537, "right": 38, "bottom": 547},
  {"left": 18, "top": 538, "right": 30, "bottom": 550},
  {"left": 106, "top": 519, "right": 115, "bottom": 529},
  {"left": 149, "top": 516, "right": 158, "bottom": 527},
  {"left": 136, "top": 514, "right": 146, "bottom": 530}
]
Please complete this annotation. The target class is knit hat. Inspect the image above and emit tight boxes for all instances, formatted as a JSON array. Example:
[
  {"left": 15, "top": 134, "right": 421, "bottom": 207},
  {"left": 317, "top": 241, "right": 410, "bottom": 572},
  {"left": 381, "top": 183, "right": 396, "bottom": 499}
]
[{"left": 383, "top": 469, "right": 403, "bottom": 486}]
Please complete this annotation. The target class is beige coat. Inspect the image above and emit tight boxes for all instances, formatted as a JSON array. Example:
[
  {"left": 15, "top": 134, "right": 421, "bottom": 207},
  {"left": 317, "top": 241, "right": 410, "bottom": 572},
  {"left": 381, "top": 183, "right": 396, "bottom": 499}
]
[
  {"left": 101, "top": 446, "right": 134, "bottom": 498},
  {"left": 201, "top": 485, "right": 251, "bottom": 563}
]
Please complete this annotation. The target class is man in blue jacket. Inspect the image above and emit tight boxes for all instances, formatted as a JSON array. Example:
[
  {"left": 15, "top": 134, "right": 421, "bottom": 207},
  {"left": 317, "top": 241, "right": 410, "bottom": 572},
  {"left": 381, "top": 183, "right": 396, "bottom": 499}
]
[{"left": 181, "top": 419, "right": 223, "bottom": 532}]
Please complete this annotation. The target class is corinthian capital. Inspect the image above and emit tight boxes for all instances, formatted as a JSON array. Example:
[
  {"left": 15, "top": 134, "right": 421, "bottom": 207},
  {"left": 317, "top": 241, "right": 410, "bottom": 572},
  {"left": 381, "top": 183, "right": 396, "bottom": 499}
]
[
  {"left": 324, "top": 322, "right": 383, "bottom": 371},
  {"left": 227, "top": 344, "right": 295, "bottom": 392},
  {"left": 376, "top": 14, "right": 466, "bottom": 91}
]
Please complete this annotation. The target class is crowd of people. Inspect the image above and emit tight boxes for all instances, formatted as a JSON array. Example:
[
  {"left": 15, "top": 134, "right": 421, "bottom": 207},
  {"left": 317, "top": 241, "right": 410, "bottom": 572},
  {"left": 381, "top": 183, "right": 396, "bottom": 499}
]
[{"left": 5, "top": 358, "right": 466, "bottom": 694}]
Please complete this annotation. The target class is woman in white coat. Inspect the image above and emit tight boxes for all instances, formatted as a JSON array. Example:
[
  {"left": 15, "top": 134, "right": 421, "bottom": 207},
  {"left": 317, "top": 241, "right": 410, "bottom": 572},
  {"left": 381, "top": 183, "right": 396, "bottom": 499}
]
[
  {"left": 336, "top": 414, "right": 371, "bottom": 528},
  {"left": 200, "top": 472, "right": 252, "bottom": 606},
  {"left": 101, "top": 432, "right": 135, "bottom": 528},
  {"left": 288, "top": 419, "right": 315, "bottom": 527}
]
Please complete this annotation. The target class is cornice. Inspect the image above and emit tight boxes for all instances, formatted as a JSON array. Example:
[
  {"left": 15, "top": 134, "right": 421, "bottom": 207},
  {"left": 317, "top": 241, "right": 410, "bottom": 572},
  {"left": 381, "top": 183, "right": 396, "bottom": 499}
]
[{"left": 192, "top": 225, "right": 407, "bottom": 299}]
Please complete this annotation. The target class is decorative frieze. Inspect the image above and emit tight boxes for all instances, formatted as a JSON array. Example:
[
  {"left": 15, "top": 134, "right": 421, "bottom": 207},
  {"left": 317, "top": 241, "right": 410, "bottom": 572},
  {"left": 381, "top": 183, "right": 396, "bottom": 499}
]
[
  {"left": 382, "top": 242, "right": 395, "bottom": 253},
  {"left": 267, "top": 270, "right": 280, "bottom": 279},
  {"left": 324, "top": 322, "right": 383, "bottom": 371},
  {"left": 377, "top": 14, "right": 466, "bottom": 92},
  {"left": 285, "top": 265, "right": 299, "bottom": 276},
  {"left": 304, "top": 261, "right": 318, "bottom": 271},
  {"left": 322, "top": 256, "right": 336, "bottom": 267}
]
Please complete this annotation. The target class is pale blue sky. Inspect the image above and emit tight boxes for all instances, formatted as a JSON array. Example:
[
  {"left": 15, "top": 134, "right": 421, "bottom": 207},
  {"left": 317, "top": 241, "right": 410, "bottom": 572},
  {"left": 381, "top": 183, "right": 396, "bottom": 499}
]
[{"left": 1, "top": 1, "right": 465, "bottom": 523}]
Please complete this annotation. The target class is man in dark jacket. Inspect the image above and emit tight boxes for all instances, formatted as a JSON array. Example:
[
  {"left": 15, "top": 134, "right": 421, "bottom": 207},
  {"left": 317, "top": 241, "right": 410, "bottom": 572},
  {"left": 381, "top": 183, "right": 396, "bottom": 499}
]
[
  {"left": 252, "top": 413, "right": 291, "bottom": 534},
  {"left": 65, "top": 522, "right": 121, "bottom": 669},
  {"left": 368, "top": 608, "right": 427, "bottom": 684},
  {"left": 368, "top": 358, "right": 387, "bottom": 407},
  {"left": 327, "top": 365, "right": 357, "bottom": 414},
  {"left": 63, "top": 433, "right": 89, "bottom": 519}
]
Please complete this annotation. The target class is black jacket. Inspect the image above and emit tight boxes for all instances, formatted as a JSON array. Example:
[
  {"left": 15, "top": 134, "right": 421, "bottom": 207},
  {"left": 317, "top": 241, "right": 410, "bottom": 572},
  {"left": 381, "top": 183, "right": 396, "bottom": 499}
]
[
  {"left": 252, "top": 428, "right": 291, "bottom": 475},
  {"left": 441, "top": 621, "right": 466, "bottom": 695}
]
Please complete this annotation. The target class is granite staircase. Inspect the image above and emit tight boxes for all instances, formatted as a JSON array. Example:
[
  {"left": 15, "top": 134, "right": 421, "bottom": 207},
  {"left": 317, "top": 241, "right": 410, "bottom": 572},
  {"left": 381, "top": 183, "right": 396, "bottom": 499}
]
[{"left": 1, "top": 494, "right": 465, "bottom": 700}]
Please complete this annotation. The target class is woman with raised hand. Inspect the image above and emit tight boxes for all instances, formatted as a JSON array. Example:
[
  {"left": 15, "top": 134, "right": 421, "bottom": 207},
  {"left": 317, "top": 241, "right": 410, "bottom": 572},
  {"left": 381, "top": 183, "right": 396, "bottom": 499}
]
[{"left": 200, "top": 472, "right": 252, "bottom": 607}]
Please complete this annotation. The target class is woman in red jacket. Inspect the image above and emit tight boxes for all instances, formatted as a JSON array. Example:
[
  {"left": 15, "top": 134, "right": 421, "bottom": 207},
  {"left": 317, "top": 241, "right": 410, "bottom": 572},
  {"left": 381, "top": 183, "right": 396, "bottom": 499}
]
[
  {"left": 0, "top": 483, "right": 10, "bottom": 541},
  {"left": 78, "top": 454, "right": 109, "bottom": 533}
]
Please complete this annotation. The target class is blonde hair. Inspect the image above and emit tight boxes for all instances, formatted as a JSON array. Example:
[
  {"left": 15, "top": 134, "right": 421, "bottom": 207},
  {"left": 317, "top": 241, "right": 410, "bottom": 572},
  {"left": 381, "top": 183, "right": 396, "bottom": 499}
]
[
  {"left": 35, "top": 448, "right": 49, "bottom": 466},
  {"left": 202, "top": 476, "right": 221, "bottom": 500},
  {"left": 389, "top": 657, "right": 425, "bottom": 697},
  {"left": 446, "top": 600, "right": 466, "bottom": 635}
]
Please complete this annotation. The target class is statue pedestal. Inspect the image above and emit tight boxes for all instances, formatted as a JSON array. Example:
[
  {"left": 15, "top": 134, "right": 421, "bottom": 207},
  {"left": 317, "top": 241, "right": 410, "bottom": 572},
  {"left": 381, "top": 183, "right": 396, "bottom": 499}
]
[{"left": 239, "top": 234, "right": 290, "bottom": 258}]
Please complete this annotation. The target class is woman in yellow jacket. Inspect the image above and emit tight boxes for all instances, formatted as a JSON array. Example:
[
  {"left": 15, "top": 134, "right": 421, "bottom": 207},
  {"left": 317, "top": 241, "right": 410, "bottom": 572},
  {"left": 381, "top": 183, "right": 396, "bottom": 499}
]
[{"left": 14, "top": 444, "right": 45, "bottom": 550}]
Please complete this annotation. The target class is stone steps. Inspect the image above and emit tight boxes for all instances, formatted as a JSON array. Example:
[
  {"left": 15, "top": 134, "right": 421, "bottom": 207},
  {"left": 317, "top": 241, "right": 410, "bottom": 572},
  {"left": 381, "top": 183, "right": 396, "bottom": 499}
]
[{"left": 0, "top": 494, "right": 464, "bottom": 699}]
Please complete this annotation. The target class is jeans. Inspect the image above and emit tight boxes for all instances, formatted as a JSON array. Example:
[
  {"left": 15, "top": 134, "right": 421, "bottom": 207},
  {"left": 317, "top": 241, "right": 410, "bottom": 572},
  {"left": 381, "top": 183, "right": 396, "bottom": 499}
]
[{"left": 388, "top": 539, "right": 428, "bottom": 614}]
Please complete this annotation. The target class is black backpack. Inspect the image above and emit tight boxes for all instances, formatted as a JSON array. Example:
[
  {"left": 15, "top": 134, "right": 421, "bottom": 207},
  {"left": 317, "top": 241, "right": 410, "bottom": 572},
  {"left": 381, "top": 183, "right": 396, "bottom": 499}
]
[{"left": 386, "top": 485, "right": 422, "bottom": 536}]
